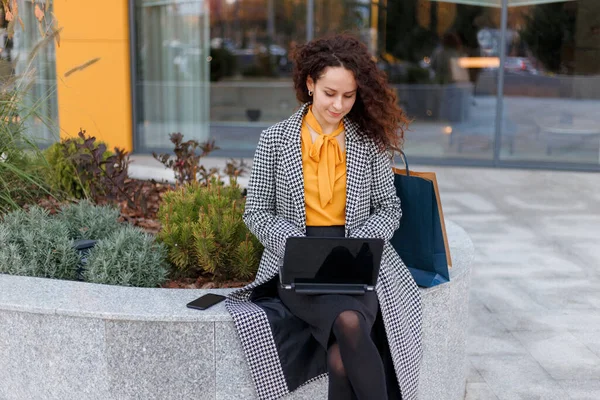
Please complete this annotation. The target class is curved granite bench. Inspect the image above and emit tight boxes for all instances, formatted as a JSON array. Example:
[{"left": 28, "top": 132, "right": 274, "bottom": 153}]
[{"left": 0, "top": 220, "right": 473, "bottom": 400}]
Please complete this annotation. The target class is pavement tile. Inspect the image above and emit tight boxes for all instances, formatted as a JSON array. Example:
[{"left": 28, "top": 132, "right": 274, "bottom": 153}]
[
  {"left": 495, "top": 310, "right": 600, "bottom": 333},
  {"left": 467, "top": 331, "right": 529, "bottom": 357},
  {"left": 469, "top": 258, "right": 585, "bottom": 280},
  {"left": 522, "top": 279, "right": 600, "bottom": 310},
  {"left": 467, "top": 360, "right": 485, "bottom": 384},
  {"left": 439, "top": 192, "right": 499, "bottom": 213},
  {"left": 537, "top": 215, "right": 600, "bottom": 241},
  {"left": 470, "top": 280, "right": 547, "bottom": 313},
  {"left": 512, "top": 331, "right": 600, "bottom": 381},
  {"left": 556, "top": 380, "right": 600, "bottom": 400},
  {"left": 465, "top": 382, "right": 499, "bottom": 400},
  {"left": 470, "top": 354, "right": 570, "bottom": 400},
  {"left": 468, "top": 296, "right": 510, "bottom": 337},
  {"left": 568, "top": 330, "right": 600, "bottom": 359}
]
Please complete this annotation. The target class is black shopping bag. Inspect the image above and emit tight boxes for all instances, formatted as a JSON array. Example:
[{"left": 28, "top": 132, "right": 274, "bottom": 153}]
[{"left": 390, "top": 152, "right": 451, "bottom": 288}]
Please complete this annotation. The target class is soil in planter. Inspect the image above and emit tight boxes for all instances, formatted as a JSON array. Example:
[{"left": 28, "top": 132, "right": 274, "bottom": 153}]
[
  {"left": 162, "top": 275, "right": 252, "bottom": 289},
  {"left": 31, "top": 178, "right": 173, "bottom": 234}
]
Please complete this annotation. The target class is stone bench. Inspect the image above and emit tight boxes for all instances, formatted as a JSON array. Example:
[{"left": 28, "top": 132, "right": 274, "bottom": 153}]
[{"left": 0, "top": 220, "right": 473, "bottom": 400}]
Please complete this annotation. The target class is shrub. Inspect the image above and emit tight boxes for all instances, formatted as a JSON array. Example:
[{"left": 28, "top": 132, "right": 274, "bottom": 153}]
[
  {"left": 153, "top": 133, "right": 248, "bottom": 186},
  {"left": 157, "top": 181, "right": 262, "bottom": 281},
  {"left": 0, "top": 202, "right": 168, "bottom": 288},
  {"left": 0, "top": 207, "right": 80, "bottom": 279},
  {"left": 1, "top": 27, "right": 64, "bottom": 216},
  {"left": 44, "top": 138, "right": 112, "bottom": 199},
  {"left": 0, "top": 90, "right": 55, "bottom": 215},
  {"left": 83, "top": 224, "right": 169, "bottom": 288},
  {"left": 57, "top": 200, "right": 121, "bottom": 240},
  {"left": 67, "top": 129, "right": 158, "bottom": 215},
  {"left": 153, "top": 133, "right": 219, "bottom": 185}
]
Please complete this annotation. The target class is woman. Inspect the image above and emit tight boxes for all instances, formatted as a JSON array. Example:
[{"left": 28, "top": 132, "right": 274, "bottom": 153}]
[{"left": 226, "top": 34, "right": 422, "bottom": 400}]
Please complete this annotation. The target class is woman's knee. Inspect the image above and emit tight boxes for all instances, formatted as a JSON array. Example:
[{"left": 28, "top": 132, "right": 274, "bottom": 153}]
[{"left": 333, "top": 310, "right": 363, "bottom": 336}]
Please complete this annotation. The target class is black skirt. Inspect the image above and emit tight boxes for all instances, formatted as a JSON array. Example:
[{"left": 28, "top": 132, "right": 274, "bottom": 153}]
[{"left": 277, "top": 225, "right": 379, "bottom": 349}]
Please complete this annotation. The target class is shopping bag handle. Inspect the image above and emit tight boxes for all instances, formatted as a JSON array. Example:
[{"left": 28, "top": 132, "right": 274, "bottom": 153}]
[{"left": 393, "top": 150, "right": 411, "bottom": 176}]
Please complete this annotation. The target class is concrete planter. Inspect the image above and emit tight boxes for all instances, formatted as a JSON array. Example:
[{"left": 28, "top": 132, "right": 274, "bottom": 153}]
[{"left": 0, "top": 220, "right": 473, "bottom": 400}]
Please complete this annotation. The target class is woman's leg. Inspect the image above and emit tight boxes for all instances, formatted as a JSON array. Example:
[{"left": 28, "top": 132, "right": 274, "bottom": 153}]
[
  {"left": 327, "top": 341, "right": 357, "bottom": 400},
  {"left": 331, "top": 310, "right": 387, "bottom": 400}
]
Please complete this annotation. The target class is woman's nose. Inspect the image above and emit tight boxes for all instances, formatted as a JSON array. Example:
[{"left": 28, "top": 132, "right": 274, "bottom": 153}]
[{"left": 333, "top": 96, "right": 342, "bottom": 110}]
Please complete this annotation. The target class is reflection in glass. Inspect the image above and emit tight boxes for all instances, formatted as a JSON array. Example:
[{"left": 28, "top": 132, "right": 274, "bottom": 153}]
[
  {"left": 132, "top": 0, "right": 598, "bottom": 168},
  {"left": 204, "top": 0, "right": 503, "bottom": 160},
  {"left": 502, "top": 0, "right": 600, "bottom": 165},
  {"left": 135, "top": 0, "right": 210, "bottom": 150},
  {"left": 2, "top": 0, "right": 58, "bottom": 144}
]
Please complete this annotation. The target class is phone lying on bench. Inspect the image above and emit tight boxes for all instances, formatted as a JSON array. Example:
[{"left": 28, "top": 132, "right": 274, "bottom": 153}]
[{"left": 186, "top": 293, "right": 226, "bottom": 310}]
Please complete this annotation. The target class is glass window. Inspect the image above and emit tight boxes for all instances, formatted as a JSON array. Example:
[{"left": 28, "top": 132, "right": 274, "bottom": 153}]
[
  {"left": 384, "top": 1, "right": 501, "bottom": 160},
  {"left": 202, "top": 1, "right": 504, "bottom": 160},
  {"left": 2, "top": 0, "right": 58, "bottom": 144},
  {"left": 500, "top": 0, "right": 600, "bottom": 166},
  {"left": 133, "top": 0, "right": 598, "bottom": 169},
  {"left": 207, "top": 0, "right": 303, "bottom": 157},
  {"left": 134, "top": 0, "right": 210, "bottom": 151}
]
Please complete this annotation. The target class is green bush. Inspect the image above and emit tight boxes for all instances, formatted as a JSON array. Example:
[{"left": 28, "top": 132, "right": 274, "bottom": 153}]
[
  {"left": 158, "top": 181, "right": 262, "bottom": 281},
  {"left": 83, "top": 224, "right": 169, "bottom": 288},
  {"left": 0, "top": 202, "right": 169, "bottom": 287},
  {"left": 1, "top": 30, "right": 66, "bottom": 215},
  {"left": 44, "top": 138, "right": 112, "bottom": 199},
  {"left": 0, "top": 207, "right": 80, "bottom": 279},
  {"left": 57, "top": 200, "right": 121, "bottom": 240},
  {"left": 0, "top": 91, "right": 55, "bottom": 215}
]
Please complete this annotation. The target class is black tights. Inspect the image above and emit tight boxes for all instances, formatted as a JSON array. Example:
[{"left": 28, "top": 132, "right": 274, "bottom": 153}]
[{"left": 327, "top": 310, "right": 387, "bottom": 400}]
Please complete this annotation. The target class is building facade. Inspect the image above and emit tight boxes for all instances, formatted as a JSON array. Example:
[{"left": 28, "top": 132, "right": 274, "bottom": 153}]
[{"left": 2, "top": 0, "right": 599, "bottom": 171}]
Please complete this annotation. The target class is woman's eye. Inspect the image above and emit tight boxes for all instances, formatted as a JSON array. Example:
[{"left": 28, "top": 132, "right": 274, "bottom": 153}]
[
  {"left": 325, "top": 93, "right": 333, "bottom": 97},
  {"left": 344, "top": 94, "right": 354, "bottom": 99}
]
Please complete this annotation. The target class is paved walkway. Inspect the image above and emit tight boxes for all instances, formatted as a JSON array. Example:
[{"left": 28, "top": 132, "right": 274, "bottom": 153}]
[
  {"left": 434, "top": 166, "right": 600, "bottom": 400},
  {"left": 130, "top": 156, "right": 600, "bottom": 399}
]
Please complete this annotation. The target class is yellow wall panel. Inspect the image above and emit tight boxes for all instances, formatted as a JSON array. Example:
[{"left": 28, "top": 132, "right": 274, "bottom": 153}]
[
  {"left": 54, "top": 0, "right": 132, "bottom": 152},
  {"left": 53, "top": 0, "right": 128, "bottom": 41}
]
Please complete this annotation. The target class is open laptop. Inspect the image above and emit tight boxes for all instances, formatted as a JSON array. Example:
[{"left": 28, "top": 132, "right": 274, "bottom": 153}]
[{"left": 279, "top": 237, "right": 385, "bottom": 295}]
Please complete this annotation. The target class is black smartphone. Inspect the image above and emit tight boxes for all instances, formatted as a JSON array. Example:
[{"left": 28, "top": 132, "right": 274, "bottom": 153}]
[{"left": 186, "top": 293, "right": 226, "bottom": 310}]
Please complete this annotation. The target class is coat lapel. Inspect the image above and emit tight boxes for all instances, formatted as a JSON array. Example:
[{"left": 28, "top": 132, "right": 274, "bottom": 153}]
[
  {"left": 281, "top": 103, "right": 309, "bottom": 232},
  {"left": 343, "top": 117, "right": 369, "bottom": 236}
]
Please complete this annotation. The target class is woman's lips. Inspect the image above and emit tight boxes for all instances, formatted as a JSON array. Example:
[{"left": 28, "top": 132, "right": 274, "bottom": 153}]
[{"left": 328, "top": 110, "right": 342, "bottom": 118}]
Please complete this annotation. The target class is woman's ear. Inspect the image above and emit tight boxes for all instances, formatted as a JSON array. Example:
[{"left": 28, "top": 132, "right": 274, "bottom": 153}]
[{"left": 306, "top": 76, "right": 314, "bottom": 93}]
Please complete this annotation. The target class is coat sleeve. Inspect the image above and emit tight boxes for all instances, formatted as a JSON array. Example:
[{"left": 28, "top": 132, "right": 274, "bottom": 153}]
[
  {"left": 243, "top": 130, "right": 305, "bottom": 259},
  {"left": 350, "top": 147, "right": 402, "bottom": 241}
]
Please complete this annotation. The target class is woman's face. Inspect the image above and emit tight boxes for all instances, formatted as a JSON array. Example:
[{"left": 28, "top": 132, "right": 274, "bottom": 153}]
[{"left": 306, "top": 66, "right": 357, "bottom": 130}]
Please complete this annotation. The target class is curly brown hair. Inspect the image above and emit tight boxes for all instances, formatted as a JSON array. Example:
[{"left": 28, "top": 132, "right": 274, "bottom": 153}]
[{"left": 291, "top": 34, "right": 409, "bottom": 151}]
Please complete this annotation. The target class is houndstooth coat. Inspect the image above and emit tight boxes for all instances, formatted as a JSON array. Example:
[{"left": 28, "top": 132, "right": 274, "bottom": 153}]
[{"left": 225, "top": 103, "right": 423, "bottom": 400}]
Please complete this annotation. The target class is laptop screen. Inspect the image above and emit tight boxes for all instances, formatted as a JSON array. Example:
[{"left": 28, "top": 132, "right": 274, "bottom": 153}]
[{"left": 280, "top": 237, "right": 384, "bottom": 286}]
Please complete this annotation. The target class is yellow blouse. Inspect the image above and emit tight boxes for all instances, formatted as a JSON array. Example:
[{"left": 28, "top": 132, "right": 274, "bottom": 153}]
[{"left": 301, "top": 108, "right": 347, "bottom": 226}]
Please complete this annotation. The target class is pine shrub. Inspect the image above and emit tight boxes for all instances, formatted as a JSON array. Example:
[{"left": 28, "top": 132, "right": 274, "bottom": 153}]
[
  {"left": 158, "top": 181, "right": 263, "bottom": 281},
  {"left": 83, "top": 225, "right": 169, "bottom": 288}
]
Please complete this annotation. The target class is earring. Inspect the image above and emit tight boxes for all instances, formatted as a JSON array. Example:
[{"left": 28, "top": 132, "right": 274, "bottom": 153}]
[{"left": 308, "top": 90, "right": 313, "bottom": 96}]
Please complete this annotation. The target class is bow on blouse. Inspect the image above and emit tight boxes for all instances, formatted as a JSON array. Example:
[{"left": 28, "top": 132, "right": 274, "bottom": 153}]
[{"left": 304, "top": 109, "right": 345, "bottom": 208}]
